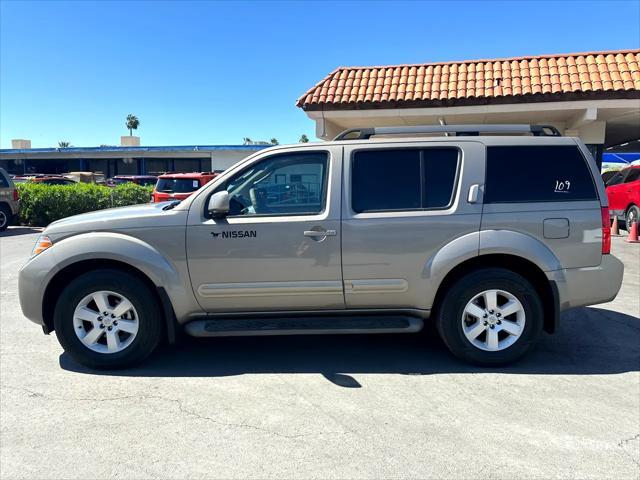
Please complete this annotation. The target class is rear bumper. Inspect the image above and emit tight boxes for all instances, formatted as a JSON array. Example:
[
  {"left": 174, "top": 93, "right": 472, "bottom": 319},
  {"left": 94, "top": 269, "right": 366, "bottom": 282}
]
[{"left": 547, "top": 254, "right": 624, "bottom": 311}]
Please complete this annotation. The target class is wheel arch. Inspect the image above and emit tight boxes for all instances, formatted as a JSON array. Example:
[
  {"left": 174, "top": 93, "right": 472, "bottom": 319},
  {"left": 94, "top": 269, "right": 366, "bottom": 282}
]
[
  {"left": 42, "top": 258, "right": 177, "bottom": 343},
  {"left": 432, "top": 253, "right": 560, "bottom": 334},
  {"left": 625, "top": 202, "right": 639, "bottom": 215},
  {"left": 0, "top": 201, "right": 11, "bottom": 219}
]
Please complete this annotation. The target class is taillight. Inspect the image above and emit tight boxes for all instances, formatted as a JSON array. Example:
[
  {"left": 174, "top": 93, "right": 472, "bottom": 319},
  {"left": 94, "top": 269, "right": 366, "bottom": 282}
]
[
  {"left": 12, "top": 189, "right": 19, "bottom": 201},
  {"left": 601, "top": 207, "right": 611, "bottom": 255}
]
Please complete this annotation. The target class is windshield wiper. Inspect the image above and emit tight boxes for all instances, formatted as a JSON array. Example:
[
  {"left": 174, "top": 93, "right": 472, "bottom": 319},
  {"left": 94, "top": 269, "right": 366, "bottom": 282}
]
[{"left": 162, "top": 200, "right": 181, "bottom": 211}]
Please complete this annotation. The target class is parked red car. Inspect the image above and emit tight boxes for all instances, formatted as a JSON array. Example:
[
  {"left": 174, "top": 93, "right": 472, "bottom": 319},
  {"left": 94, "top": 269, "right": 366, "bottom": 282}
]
[
  {"left": 605, "top": 165, "right": 640, "bottom": 228},
  {"left": 151, "top": 172, "right": 219, "bottom": 202}
]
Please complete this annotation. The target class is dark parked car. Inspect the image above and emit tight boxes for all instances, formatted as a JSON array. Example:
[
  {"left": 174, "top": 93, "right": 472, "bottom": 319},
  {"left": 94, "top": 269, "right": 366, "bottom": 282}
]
[
  {"left": 109, "top": 175, "right": 157, "bottom": 187},
  {"left": 30, "top": 177, "right": 77, "bottom": 186}
]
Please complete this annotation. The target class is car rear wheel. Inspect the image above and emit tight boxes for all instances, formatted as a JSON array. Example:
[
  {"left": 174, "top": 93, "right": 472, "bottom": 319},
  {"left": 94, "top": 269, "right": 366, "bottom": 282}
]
[
  {"left": 436, "top": 268, "right": 543, "bottom": 366},
  {"left": 0, "top": 204, "right": 11, "bottom": 231},
  {"left": 54, "top": 269, "right": 163, "bottom": 369}
]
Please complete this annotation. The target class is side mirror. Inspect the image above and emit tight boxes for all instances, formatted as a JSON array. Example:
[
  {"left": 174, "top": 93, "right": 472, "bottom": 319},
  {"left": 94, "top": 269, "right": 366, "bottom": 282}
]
[{"left": 207, "top": 190, "right": 230, "bottom": 218}]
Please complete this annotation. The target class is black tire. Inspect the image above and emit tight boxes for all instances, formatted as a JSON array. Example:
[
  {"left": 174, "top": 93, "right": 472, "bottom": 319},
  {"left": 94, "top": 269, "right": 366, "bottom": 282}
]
[
  {"left": 626, "top": 205, "right": 639, "bottom": 231},
  {"left": 436, "top": 268, "right": 543, "bottom": 366},
  {"left": 0, "top": 203, "right": 11, "bottom": 232},
  {"left": 54, "top": 269, "right": 163, "bottom": 369}
]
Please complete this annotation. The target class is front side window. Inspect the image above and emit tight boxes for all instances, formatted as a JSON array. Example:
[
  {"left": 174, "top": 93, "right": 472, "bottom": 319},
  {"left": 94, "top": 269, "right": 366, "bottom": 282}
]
[
  {"left": 485, "top": 146, "right": 597, "bottom": 203},
  {"left": 351, "top": 148, "right": 459, "bottom": 213},
  {"left": 222, "top": 152, "right": 328, "bottom": 216}
]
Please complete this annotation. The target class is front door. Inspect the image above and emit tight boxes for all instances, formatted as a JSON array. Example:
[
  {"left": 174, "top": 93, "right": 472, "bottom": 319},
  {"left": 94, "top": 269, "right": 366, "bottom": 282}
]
[{"left": 186, "top": 147, "right": 344, "bottom": 313}]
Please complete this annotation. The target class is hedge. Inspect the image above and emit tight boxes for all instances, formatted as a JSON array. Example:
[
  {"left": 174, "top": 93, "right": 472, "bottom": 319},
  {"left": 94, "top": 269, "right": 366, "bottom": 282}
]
[{"left": 17, "top": 182, "right": 154, "bottom": 226}]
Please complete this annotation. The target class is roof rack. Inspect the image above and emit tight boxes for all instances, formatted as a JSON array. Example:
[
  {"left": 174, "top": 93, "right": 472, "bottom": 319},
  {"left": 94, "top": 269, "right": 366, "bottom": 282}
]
[{"left": 333, "top": 124, "right": 562, "bottom": 141}]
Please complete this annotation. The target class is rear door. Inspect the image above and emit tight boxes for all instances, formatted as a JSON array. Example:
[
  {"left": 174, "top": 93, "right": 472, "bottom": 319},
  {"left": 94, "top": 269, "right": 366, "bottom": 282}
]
[
  {"left": 341, "top": 141, "right": 485, "bottom": 310},
  {"left": 605, "top": 169, "right": 629, "bottom": 212},
  {"left": 621, "top": 168, "right": 640, "bottom": 208}
]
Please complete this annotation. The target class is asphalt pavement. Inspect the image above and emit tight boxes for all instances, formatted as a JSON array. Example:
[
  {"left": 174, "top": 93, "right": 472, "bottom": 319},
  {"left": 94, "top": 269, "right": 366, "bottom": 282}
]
[{"left": 1, "top": 227, "right": 638, "bottom": 479}]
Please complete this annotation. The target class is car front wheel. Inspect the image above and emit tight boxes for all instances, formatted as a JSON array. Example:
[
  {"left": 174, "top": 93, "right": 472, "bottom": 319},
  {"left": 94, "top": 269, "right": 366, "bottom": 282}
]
[
  {"left": 54, "top": 269, "right": 163, "bottom": 369},
  {"left": 626, "top": 205, "right": 639, "bottom": 231},
  {"left": 436, "top": 268, "right": 543, "bottom": 366}
]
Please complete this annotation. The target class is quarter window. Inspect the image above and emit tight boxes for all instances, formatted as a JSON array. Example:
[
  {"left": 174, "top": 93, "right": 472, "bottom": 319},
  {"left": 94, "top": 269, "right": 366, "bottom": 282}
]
[
  {"left": 351, "top": 148, "right": 459, "bottom": 213},
  {"left": 485, "top": 146, "right": 598, "bottom": 203},
  {"left": 222, "top": 152, "right": 328, "bottom": 216}
]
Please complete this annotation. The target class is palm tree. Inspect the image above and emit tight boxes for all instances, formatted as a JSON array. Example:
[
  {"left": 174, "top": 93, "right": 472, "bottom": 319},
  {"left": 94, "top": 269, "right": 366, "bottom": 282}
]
[
  {"left": 270, "top": 138, "right": 279, "bottom": 145},
  {"left": 299, "top": 134, "right": 309, "bottom": 143},
  {"left": 126, "top": 114, "right": 140, "bottom": 136},
  {"left": 58, "top": 141, "right": 70, "bottom": 148}
]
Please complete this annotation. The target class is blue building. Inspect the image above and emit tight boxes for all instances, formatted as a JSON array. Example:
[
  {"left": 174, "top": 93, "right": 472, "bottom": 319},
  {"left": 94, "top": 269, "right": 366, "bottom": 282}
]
[{"left": 0, "top": 144, "right": 269, "bottom": 177}]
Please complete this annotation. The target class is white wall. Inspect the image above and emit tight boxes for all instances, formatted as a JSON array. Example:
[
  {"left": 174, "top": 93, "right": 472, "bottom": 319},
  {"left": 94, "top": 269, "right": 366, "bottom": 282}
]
[{"left": 211, "top": 150, "right": 257, "bottom": 171}]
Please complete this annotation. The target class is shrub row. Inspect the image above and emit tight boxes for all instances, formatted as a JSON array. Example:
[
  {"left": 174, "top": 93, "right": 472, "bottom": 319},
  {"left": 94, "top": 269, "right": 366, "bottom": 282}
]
[{"left": 17, "top": 182, "right": 154, "bottom": 226}]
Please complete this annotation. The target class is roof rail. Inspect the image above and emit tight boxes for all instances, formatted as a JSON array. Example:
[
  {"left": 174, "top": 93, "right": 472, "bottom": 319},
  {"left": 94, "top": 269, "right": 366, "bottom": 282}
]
[{"left": 333, "top": 124, "right": 562, "bottom": 141}]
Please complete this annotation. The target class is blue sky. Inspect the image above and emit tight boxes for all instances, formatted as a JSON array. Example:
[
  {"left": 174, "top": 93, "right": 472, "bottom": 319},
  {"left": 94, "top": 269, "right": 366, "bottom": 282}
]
[{"left": 1, "top": 0, "right": 639, "bottom": 148}]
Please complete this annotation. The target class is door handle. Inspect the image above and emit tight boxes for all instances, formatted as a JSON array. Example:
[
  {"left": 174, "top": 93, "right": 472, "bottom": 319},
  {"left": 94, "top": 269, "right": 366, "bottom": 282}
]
[
  {"left": 468, "top": 184, "right": 480, "bottom": 203},
  {"left": 304, "top": 229, "right": 337, "bottom": 237}
]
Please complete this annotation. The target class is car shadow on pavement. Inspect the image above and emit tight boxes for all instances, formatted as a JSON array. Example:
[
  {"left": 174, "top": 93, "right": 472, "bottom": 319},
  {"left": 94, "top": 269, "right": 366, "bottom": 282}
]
[
  {"left": 60, "top": 306, "right": 640, "bottom": 381},
  {"left": 0, "top": 226, "right": 43, "bottom": 237}
]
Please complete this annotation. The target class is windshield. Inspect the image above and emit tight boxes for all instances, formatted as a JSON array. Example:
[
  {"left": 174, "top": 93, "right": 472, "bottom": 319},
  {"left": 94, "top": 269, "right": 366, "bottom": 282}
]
[{"left": 156, "top": 178, "right": 201, "bottom": 193}]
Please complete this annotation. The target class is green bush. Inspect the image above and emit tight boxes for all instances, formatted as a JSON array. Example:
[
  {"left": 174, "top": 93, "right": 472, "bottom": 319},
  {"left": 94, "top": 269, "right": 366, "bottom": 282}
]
[{"left": 17, "top": 182, "right": 154, "bottom": 226}]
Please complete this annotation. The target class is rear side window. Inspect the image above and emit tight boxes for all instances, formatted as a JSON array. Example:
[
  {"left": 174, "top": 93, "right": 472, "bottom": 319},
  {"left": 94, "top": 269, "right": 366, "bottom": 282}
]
[
  {"left": 351, "top": 148, "right": 459, "bottom": 213},
  {"left": 0, "top": 174, "right": 9, "bottom": 188},
  {"left": 485, "top": 146, "right": 597, "bottom": 203}
]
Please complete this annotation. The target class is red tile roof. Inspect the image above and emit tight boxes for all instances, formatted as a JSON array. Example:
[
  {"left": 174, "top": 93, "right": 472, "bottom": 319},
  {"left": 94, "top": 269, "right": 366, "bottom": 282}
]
[{"left": 297, "top": 50, "right": 640, "bottom": 110}]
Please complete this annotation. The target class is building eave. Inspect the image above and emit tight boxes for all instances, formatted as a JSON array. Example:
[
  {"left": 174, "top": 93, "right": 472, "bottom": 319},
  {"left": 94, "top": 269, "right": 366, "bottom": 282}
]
[{"left": 301, "top": 90, "right": 640, "bottom": 112}]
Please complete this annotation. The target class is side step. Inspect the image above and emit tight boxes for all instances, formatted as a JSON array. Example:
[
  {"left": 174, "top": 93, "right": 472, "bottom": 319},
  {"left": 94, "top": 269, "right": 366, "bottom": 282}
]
[{"left": 184, "top": 315, "right": 424, "bottom": 337}]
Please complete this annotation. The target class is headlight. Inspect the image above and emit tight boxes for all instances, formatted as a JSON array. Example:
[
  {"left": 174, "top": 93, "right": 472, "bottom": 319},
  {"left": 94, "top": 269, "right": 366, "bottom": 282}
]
[{"left": 32, "top": 235, "right": 53, "bottom": 257}]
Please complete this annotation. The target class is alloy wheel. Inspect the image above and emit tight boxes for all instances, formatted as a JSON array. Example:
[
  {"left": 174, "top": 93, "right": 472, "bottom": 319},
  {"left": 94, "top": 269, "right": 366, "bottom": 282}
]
[
  {"left": 72, "top": 290, "right": 139, "bottom": 354},
  {"left": 461, "top": 289, "right": 526, "bottom": 352}
]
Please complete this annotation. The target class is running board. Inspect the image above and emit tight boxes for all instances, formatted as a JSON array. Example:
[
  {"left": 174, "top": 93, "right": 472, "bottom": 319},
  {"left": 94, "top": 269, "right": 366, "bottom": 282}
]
[{"left": 184, "top": 315, "right": 424, "bottom": 337}]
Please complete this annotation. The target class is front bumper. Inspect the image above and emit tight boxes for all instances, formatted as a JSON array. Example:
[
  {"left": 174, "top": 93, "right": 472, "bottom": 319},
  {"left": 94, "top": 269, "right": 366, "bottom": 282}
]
[
  {"left": 547, "top": 254, "right": 624, "bottom": 311},
  {"left": 18, "top": 248, "right": 59, "bottom": 328}
]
